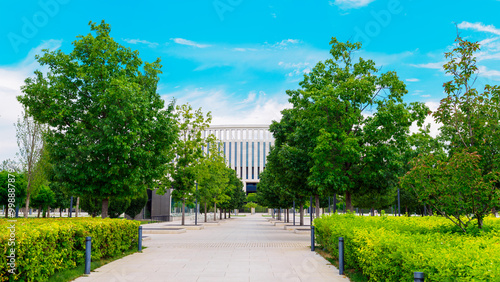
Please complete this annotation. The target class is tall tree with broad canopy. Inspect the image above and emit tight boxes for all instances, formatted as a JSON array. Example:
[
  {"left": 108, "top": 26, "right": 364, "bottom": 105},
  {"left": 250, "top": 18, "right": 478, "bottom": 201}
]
[
  {"left": 401, "top": 34, "right": 500, "bottom": 230},
  {"left": 17, "top": 21, "right": 178, "bottom": 218},
  {"left": 162, "top": 104, "right": 212, "bottom": 225},
  {"left": 285, "top": 38, "right": 428, "bottom": 212}
]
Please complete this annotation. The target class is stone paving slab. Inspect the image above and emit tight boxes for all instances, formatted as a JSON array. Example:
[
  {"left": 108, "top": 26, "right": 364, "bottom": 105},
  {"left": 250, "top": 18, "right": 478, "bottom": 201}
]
[{"left": 73, "top": 214, "right": 349, "bottom": 282}]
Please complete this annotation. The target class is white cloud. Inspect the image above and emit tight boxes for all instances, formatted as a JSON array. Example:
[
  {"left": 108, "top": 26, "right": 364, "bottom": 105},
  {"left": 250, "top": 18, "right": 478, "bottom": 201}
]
[
  {"left": 161, "top": 87, "right": 291, "bottom": 126},
  {"left": 0, "top": 40, "right": 62, "bottom": 163},
  {"left": 409, "top": 62, "right": 444, "bottom": 70},
  {"left": 406, "top": 78, "right": 419, "bottom": 82},
  {"left": 458, "top": 21, "right": 500, "bottom": 36},
  {"left": 172, "top": 38, "right": 211, "bottom": 48},
  {"left": 478, "top": 65, "right": 500, "bottom": 80},
  {"left": 329, "top": 0, "right": 376, "bottom": 9},
  {"left": 123, "top": 38, "right": 159, "bottom": 48}
]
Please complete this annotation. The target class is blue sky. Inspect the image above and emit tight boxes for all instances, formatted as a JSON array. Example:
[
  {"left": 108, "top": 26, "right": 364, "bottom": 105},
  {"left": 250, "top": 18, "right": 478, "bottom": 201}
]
[{"left": 1, "top": 0, "right": 499, "bottom": 162}]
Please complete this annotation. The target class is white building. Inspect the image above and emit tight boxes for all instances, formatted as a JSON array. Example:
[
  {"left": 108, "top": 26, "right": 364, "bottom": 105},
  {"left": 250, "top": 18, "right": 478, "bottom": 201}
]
[{"left": 202, "top": 125, "right": 275, "bottom": 194}]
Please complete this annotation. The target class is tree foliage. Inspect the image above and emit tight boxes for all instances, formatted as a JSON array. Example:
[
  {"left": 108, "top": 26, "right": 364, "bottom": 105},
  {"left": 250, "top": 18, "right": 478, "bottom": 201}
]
[
  {"left": 164, "top": 103, "right": 212, "bottom": 225},
  {"left": 17, "top": 21, "right": 177, "bottom": 218},
  {"left": 125, "top": 190, "right": 148, "bottom": 219},
  {"left": 268, "top": 37, "right": 427, "bottom": 213},
  {"left": 402, "top": 34, "right": 500, "bottom": 230}
]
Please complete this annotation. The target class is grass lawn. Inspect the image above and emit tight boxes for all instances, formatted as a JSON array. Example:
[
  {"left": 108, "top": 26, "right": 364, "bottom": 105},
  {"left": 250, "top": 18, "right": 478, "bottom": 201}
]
[{"left": 47, "top": 247, "right": 143, "bottom": 281}]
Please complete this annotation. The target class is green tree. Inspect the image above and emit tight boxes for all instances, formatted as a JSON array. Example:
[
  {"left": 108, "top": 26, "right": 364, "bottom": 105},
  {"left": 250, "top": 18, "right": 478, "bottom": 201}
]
[
  {"left": 163, "top": 104, "right": 212, "bottom": 225},
  {"left": 108, "top": 196, "right": 131, "bottom": 218},
  {"left": 18, "top": 21, "right": 177, "bottom": 218},
  {"left": 0, "top": 170, "right": 27, "bottom": 218},
  {"left": 80, "top": 195, "right": 101, "bottom": 217},
  {"left": 219, "top": 167, "right": 245, "bottom": 217},
  {"left": 401, "top": 151, "right": 499, "bottom": 231},
  {"left": 195, "top": 139, "right": 229, "bottom": 222},
  {"left": 125, "top": 191, "right": 148, "bottom": 219},
  {"left": 285, "top": 38, "right": 427, "bottom": 212},
  {"left": 403, "top": 34, "right": 500, "bottom": 230},
  {"left": 30, "top": 185, "right": 55, "bottom": 218}
]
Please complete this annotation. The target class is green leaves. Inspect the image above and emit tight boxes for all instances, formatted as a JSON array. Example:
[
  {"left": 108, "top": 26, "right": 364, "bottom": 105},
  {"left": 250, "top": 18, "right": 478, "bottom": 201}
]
[
  {"left": 17, "top": 21, "right": 178, "bottom": 217},
  {"left": 271, "top": 37, "right": 428, "bottom": 211}
]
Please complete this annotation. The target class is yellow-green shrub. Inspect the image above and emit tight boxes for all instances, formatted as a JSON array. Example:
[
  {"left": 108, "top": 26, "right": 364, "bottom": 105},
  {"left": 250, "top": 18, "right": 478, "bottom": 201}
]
[
  {"left": 0, "top": 217, "right": 140, "bottom": 281},
  {"left": 314, "top": 214, "right": 500, "bottom": 281}
]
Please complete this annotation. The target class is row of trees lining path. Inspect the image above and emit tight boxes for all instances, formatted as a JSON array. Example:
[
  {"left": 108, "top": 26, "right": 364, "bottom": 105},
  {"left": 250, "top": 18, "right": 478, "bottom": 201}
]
[
  {"left": 15, "top": 21, "right": 246, "bottom": 222},
  {"left": 258, "top": 34, "right": 500, "bottom": 231}
]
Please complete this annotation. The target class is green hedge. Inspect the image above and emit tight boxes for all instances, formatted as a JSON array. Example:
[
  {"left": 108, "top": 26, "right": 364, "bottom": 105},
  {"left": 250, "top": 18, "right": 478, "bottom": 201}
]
[
  {"left": 314, "top": 214, "right": 500, "bottom": 281},
  {"left": 0, "top": 217, "right": 140, "bottom": 281}
]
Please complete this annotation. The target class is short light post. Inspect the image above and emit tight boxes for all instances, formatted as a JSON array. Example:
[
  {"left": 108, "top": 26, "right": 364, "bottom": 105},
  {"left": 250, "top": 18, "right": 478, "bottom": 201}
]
[
  {"left": 310, "top": 225, "right": 315, "bottom": 251},
  {"left": 414, "top": 272, "right": 425, "bottom": 282},
  {"left": 69, "top": 196, "right": 73, "bottom": 218},
  {"left": 138, "top": 226, "right": 143, "bottom": 251},
  {"left": 310, "top": 196, "right": 313, "bottom": 226},
  {"left": 85, "top": 236, "right": 91, "bottom": 274},
  {"left": 339, "top": 237, "right": 344, "bottom": 275}
]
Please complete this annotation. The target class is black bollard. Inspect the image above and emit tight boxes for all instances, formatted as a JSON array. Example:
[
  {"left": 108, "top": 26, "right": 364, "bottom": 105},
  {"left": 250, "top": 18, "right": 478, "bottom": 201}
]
[
  {"left": 339, "top": 237, "right": 344, "bottom": 275},
  {"left": 414, "top": 272, "right": 425, "bottom": 282},
  {"left": 311, "top": 226, "right": 315, "bottom": 251},
  {"left": 138, "top": 226, "right": 143, "bottom": 251},
  {"left": 85, "top": 237, "right": 91, "bottom": 274}
]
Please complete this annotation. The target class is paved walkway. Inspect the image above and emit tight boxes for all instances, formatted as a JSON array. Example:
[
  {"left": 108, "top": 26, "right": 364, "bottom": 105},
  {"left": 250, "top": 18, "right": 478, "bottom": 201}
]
[{"left": 73, "top": 214, "right": 349, "bottom": 282}]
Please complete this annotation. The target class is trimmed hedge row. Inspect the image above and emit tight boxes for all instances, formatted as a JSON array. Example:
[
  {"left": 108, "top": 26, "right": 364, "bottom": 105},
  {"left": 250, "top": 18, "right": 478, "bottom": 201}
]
[
  {"left": 0, "top": 217, "right": 140, "bottom": 281},
  {"left": 314, "top": 214, "right": 500, "bottom": 281}
]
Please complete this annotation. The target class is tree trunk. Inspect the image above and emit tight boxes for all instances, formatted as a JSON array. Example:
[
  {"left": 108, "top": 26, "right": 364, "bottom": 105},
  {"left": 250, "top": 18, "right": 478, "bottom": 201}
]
[
  {"left": 224, "top": 209, "right": 227, "bottom": 219},
  {"left": 204, "top": 202, "right": 208, "bottom": 222},
  {"left": 60, "top": 208, "right": 62, "bottom": 218},
  {"left": 37, "top": 206, "right": 41, "bottom": 218},
  {"left": 47, "top": 206, "right": 50, "bottom": 218},
  {"left": 345, "top": 191, "right": 353, "bottom": 212},
  {"left": 76, "top": 197, "right": 80, "bottom": 217},
  {"left": 299, "top": 203, "right": 304, "bottom": 226},
  {"left": 24, "top": 191, "right": 31, "bottom": 218},
  {"left": 315, "top": 195, "right": 320, "bottom": 219},
  {"left": 228, "top": 210, "right": 231, "bottom": 218},
  {"left": 371, "top": 208, "right": 374, "bottom": 216},
  {"left": 478, "top": 216, "right": 483, "bottom": 229},
  {"left": 492, "top": 208, "right": 498, "bottom": 217},
  {"left": 220, "top": 208, "right": 222, "bottom": 220},
  {"left": 405, "top": 206, "right": 408, "bottom": 217},
  {"left": 101, "top": 198, "right": 109, "bottom": 218},
  {"left": 214, "top": 202, "right": 217, "bottom": 222},
  {"left": 181, "top": 198, "right": 186, "bottom": 225},
  {"left": 286, "top": 208, "right": 289, "bottom": 223}
]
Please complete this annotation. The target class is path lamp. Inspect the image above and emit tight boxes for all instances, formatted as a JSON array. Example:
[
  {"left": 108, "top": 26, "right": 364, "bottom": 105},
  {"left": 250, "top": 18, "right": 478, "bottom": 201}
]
[
  {"left": 310, "top": 196, "right": 313, "bottom": 226},
  {"left": 69, "top": 196, "right": 73, "bottom": 218}
]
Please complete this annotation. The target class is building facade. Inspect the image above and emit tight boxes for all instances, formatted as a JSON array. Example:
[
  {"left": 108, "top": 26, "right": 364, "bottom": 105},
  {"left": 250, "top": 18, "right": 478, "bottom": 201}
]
[{"left": 202, "top": 125, "right": 275, "bottom": 194}]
